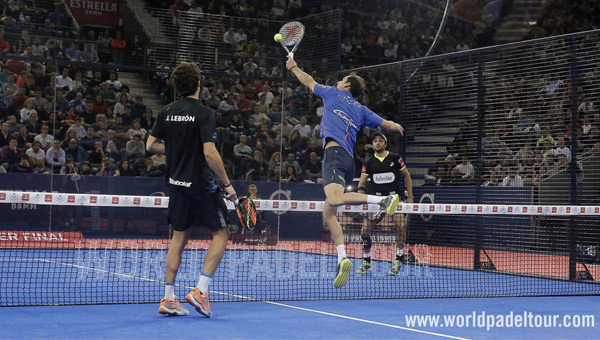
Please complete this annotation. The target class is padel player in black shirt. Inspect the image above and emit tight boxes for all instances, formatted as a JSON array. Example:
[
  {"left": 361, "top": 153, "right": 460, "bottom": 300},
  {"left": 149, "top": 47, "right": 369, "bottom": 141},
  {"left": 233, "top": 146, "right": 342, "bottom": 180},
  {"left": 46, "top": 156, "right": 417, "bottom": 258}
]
[
  {"left": 147, "top": 62, "right": 237, "bottom": 318},
  {"left": 356, "top": 133, "right": 414, "bottom": 275}
]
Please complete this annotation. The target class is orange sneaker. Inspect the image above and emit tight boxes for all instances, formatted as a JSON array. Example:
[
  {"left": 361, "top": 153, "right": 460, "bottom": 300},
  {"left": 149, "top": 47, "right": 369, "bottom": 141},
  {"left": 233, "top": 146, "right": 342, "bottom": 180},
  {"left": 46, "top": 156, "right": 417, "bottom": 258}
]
[
  {"left": 158, "top": 297, "right": 189, "bottom": 316},
  {"left": 185, "top": 288, "right": 213, "bottom": 318}
]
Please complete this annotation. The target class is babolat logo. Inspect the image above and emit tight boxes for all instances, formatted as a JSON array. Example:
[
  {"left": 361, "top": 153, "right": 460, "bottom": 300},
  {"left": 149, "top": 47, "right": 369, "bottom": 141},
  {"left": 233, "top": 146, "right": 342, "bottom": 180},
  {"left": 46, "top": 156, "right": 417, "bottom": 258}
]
[
  {"left": 169, "top": 178, "right": 192, "bottom": 187},
  {"left": 166, "top": 115, "right": 196, "bottom": 122}
]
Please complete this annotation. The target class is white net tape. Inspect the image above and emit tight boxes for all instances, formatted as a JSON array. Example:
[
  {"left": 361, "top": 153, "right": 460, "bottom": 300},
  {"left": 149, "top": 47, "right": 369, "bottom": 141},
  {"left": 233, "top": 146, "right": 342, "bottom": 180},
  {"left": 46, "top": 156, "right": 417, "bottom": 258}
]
[{"left": 1, "top": 191, "right": 599, "bottom": 216}]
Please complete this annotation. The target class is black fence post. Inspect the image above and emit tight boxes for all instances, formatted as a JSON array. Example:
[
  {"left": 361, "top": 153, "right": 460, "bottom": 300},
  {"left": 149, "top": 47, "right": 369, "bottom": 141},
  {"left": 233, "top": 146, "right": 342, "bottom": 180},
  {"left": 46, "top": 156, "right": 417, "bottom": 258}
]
[
  {"left": 474, "top": 51, "right": 486, "bottom": 270},
  {"left": 568, "top": 37, "right": 580, "bottom": 280},
  {"left": 399, "top": 63, "right": 406, "bottom": 156}
]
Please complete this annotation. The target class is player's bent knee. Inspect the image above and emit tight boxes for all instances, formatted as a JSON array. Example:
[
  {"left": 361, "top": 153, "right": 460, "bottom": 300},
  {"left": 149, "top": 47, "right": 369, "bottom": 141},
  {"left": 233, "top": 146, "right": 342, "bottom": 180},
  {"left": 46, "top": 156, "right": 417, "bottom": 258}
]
[{"left": 326, "top": 196, "right": 344, "bottom": 207}]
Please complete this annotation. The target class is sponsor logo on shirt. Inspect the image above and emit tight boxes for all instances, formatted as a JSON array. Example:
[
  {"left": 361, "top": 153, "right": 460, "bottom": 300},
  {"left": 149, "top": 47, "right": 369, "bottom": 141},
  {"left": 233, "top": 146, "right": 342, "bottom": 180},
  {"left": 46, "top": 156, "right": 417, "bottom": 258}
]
[
  {"left": 166, "top": 115, "right": 196, "bottom": 122},
  {"left": 373, "top": 172, "right": 395, "bottom": 184},
  {"left": 169, "top": 177, "right": 192, "bottom": 187},
  {"left": 336, "top": 95, "right": 362, "bottom": 108},
  {"left": 332, "top": 109, "right": 358, "bottom": 129}
]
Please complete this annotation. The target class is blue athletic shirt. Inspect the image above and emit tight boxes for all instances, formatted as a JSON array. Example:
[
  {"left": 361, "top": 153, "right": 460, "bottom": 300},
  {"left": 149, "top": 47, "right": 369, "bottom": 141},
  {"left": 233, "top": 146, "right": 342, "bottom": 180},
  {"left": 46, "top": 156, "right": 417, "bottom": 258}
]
[{"left": 314, "top": 83, "right": 384, "bottom": 157}]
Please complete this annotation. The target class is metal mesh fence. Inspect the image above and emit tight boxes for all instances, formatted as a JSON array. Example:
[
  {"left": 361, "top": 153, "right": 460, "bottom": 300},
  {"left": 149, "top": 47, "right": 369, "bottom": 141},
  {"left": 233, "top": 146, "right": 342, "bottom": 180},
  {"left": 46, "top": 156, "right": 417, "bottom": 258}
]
[{"left": 339, "top": 29, "right": 600, "bottom": 283}]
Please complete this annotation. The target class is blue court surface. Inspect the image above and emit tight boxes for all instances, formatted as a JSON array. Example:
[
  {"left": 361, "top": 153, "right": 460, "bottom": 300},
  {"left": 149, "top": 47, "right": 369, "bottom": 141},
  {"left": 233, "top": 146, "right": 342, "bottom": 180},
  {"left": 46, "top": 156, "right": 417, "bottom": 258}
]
[{"left": 1, "top": 296, "right": 599, "bottom": 340}]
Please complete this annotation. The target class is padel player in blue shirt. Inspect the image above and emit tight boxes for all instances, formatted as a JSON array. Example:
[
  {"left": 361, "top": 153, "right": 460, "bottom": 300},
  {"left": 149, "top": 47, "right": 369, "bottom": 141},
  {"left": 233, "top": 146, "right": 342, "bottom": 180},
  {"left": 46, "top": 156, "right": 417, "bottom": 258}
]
[{"left": 286, "top": 56, "right": 405, "bottom": 288}]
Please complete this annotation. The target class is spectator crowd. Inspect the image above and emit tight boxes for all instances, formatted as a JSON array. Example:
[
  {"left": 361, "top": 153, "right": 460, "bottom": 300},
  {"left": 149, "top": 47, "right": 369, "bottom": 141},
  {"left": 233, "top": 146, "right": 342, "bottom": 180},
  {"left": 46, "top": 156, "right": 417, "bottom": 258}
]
[{"left": 1, "top": 0, "right": 598, "bottom": 188}]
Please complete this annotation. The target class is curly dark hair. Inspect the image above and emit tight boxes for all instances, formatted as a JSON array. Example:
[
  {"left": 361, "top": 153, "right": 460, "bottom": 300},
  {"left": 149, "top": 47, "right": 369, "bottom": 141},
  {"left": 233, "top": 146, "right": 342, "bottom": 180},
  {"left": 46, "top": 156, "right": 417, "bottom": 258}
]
[
  {"left": 171, "top": 62, "right": 201, "bottom": 97},
  {"left": 346, "top": 72, "right": 365, "bottom": 98}
]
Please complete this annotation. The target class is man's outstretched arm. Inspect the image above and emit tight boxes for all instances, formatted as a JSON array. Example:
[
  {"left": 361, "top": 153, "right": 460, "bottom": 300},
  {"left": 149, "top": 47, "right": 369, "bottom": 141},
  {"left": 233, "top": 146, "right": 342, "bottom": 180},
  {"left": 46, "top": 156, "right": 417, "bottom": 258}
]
[
  {"left": 286, "top": 56, "right": 316, "bottom": 93},
  {"left": 380, "top": 119, "right": 405, "bottom": 136}
]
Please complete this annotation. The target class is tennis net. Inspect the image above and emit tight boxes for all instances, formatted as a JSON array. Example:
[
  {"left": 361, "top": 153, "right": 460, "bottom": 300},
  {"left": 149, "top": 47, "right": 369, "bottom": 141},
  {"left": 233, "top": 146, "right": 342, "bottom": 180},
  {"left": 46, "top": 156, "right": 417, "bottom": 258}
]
[{"left": 1, "top": 189, "right": 599, "bottom": 306}]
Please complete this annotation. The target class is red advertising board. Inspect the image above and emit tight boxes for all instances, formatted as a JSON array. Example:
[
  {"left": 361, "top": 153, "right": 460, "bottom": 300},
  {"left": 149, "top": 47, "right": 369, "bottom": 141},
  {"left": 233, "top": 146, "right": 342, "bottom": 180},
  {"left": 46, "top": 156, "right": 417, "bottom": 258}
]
[
  {"left": 0, "top": 231, "right": 84, "bottom": 248},
  {"left": 66, "top": 0, "right": 123, "bottom": 27}
]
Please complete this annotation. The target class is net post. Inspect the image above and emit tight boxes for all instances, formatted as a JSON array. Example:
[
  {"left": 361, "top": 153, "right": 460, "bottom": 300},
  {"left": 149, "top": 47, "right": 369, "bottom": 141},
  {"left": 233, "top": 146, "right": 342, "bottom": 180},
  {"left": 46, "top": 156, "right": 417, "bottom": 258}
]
[
  {"left": 568, "top": 36, "right": 580, "bottom": 281},
  {"left": 473, "top": 51, "right": 486, "bottom": 271},
  {"left": 398, "top": 63, "right": 406, "bottom": 157}
]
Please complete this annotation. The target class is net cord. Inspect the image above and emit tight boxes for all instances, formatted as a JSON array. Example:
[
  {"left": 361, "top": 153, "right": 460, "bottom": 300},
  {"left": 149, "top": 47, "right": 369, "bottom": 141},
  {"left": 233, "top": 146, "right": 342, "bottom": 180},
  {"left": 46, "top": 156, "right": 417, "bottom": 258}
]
[{"left": 1, "top": 191, "right": 599, "bottom": 215}]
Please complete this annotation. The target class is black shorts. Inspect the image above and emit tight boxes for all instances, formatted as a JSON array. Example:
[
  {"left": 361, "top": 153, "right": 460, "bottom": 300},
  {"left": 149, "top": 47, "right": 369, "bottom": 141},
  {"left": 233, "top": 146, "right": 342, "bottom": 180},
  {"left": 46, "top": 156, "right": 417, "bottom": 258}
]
[
  {"left": 167, "top": 187, "right": 229, "bottom": 232},
  {"left": 322, "top": 146, "right": 355, "bottom": 187}
]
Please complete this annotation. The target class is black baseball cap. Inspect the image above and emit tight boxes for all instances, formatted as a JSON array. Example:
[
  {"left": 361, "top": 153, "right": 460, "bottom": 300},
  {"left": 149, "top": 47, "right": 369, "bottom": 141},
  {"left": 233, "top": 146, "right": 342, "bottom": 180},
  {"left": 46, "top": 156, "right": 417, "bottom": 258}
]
[{"left": 372, "top": 132, "right": 387, "bottom": 144}]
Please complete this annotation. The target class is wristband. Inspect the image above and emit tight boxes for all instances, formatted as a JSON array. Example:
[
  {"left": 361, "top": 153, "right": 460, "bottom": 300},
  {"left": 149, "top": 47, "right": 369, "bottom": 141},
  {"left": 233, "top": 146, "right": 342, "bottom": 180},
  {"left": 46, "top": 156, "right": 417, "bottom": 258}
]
[
  {"left": 223, "top": 183, "right": 232, "bottom": 188},
  {"left": 290, "top": 66, "right": 298, "bottom": 71},
  {"left": 357, "top": 186, "right": 366, "bottom": 192}
]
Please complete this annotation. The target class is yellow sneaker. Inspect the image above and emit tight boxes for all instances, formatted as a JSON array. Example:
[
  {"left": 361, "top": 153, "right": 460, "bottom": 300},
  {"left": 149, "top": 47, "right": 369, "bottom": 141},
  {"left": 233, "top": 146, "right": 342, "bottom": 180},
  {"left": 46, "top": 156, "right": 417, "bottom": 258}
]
[
  {"left": 380, "top": 194, "right": 400, "bottom": 216},
  {"left": 333, "top": 257, "right": 353, "bottom": 288}
]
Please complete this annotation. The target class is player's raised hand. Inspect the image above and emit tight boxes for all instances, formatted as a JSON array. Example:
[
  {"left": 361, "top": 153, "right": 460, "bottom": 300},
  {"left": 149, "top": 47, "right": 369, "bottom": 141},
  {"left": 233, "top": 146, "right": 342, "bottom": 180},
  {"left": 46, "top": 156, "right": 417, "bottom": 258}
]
[{"left": 286, "top": 55, "right": 297, "bottom": 70}]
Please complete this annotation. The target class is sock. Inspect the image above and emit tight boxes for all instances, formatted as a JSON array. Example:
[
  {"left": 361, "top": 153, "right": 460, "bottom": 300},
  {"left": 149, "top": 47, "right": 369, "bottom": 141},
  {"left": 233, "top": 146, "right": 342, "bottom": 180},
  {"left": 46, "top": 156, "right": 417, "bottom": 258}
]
[
  {"left": 361, "top": 236, "right": 372, "bottom": 261},
  {"left": 336, "top": 244, "right": 346, "bottom": 263},
  {"left": 197, "top": 273, "right": 213, "bottom": 294},
  {"left": 396, "top": 247, "right": 404, "bottom": 261},
  {"left": 164, "top": 282, "right": 175, "bottom": 301},
  {"left": 366, "top": 195, "right": 382, "bottom": 204}
]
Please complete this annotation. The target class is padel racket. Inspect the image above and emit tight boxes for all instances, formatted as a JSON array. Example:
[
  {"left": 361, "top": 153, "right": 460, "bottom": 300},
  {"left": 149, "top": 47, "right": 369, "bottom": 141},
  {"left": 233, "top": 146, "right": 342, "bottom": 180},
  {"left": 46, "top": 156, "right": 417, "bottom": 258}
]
[
  {"left": 235, "top": 196, "right": 257, "bottom": 230},
  {"left": 278, "top": 21, "right": 305, "bottom": 58}
]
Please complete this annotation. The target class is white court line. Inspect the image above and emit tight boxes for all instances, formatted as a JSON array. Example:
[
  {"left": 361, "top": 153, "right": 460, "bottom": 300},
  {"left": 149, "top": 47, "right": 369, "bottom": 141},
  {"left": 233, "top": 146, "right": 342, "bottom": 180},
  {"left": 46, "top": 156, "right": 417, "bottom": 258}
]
[
  {"left": 265, "top": 301, "right": 471, "bottom": 340},
  {"left": 36, "top": 258, "right": 470, "bottom": 340}
]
